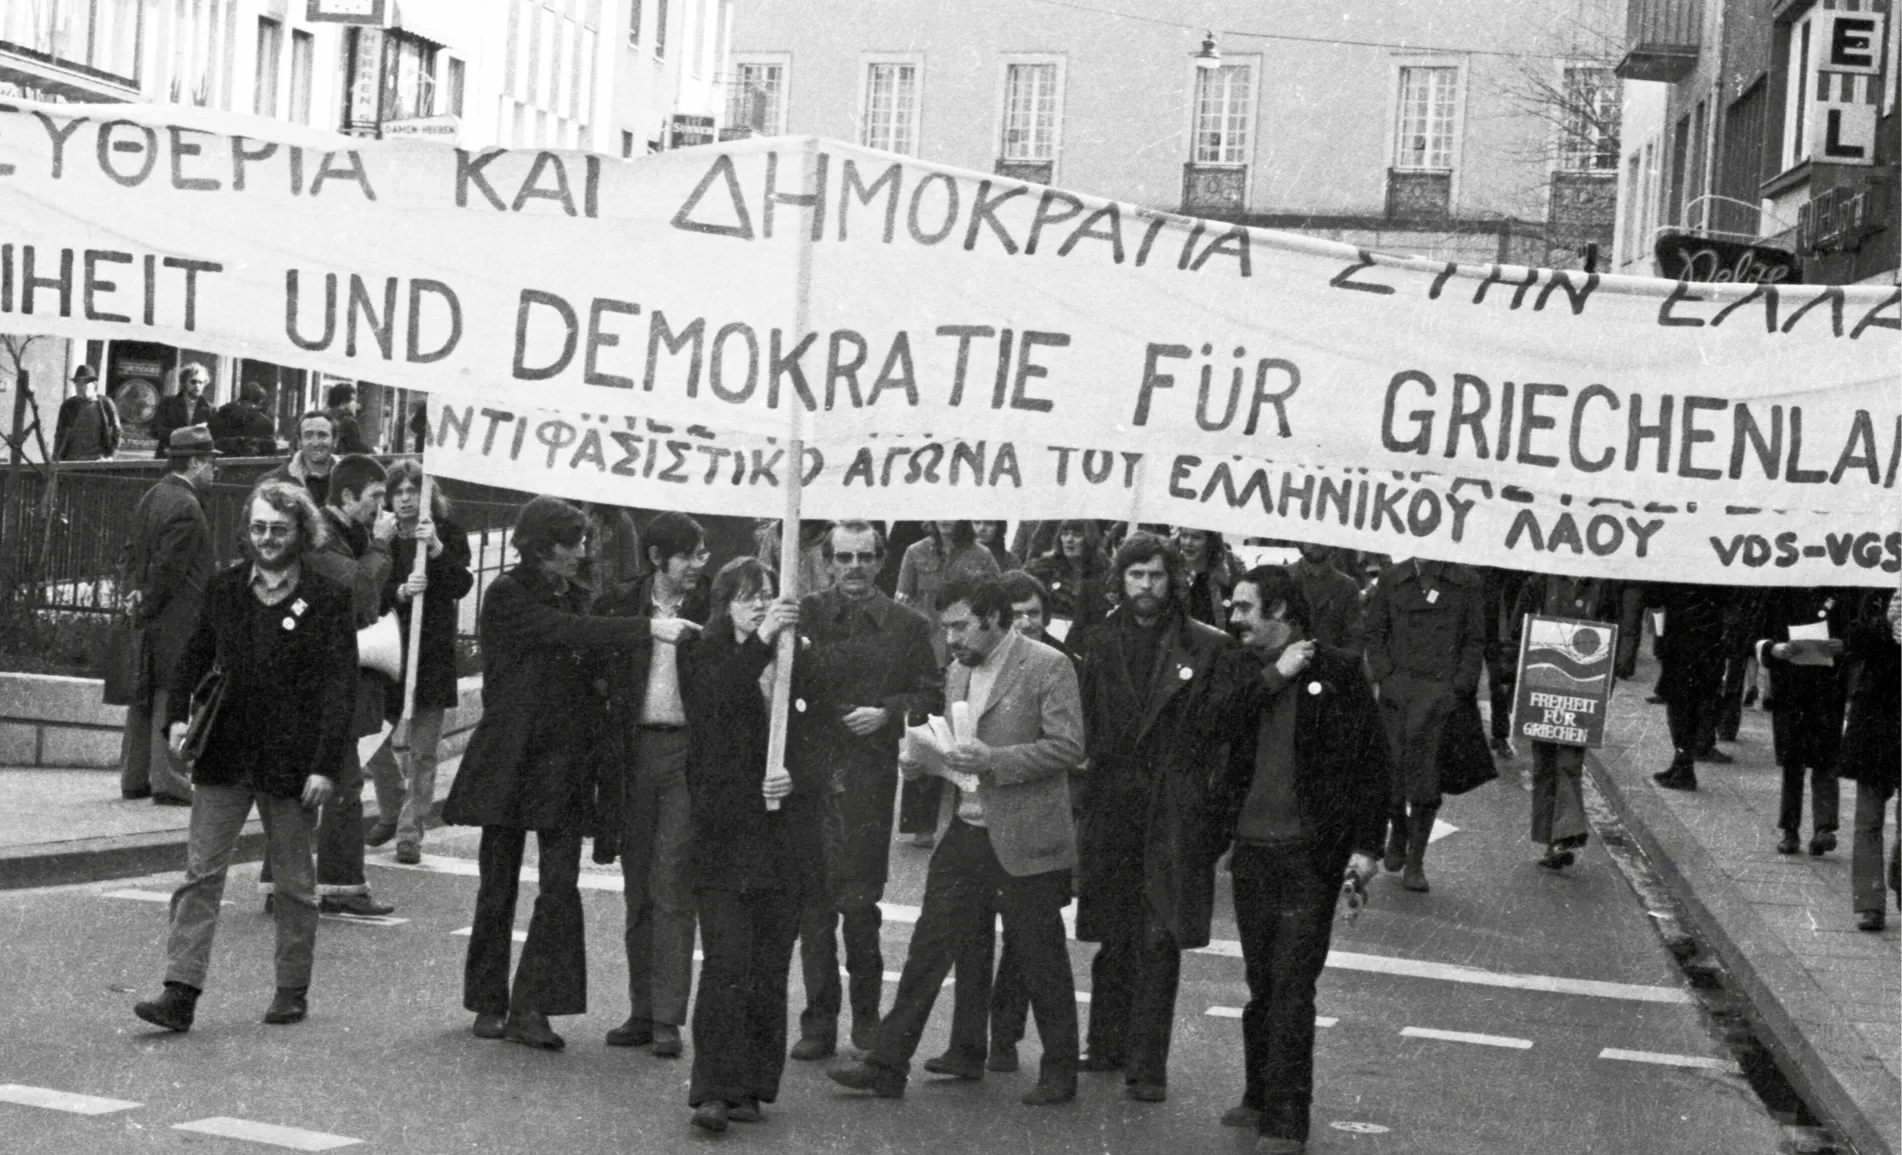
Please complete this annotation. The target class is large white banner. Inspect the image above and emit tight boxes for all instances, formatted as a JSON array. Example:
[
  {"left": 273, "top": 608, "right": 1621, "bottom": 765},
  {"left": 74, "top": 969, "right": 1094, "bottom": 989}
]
[
  {"left": 422, "top": 400, "right": 1900, "bottom": 587},
  {"left": 1, "top": 99, "right": 1896, "bottom": 583}
]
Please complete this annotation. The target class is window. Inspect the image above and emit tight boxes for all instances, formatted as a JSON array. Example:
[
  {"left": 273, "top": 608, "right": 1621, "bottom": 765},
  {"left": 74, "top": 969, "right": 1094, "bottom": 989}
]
[
  {"left": 444, "top": 57, "right": 465, "bottom": 118},
  {"left": 629, "top": 0, "right": 642, "bottom": 45},
  {"left": 1192, "top": 63, "right": 1253, "bottom": 165},
  {"left": 1394, "top": 65, "right": 1459, "bottom": 170},
  {"left": 726, "top": 61, "right": 785, "bottom": 134},
  {"left": 1001, "top": 63, "right": 1059, "bottom": 161},
  {"left": 862, "top": 61, "right": 920, "bottom": 155},
  {"left": 623, "top": 128, "right": 635, "bottom": 157},
  {"left": 288, "top": 30, "right": 313, "bottom": 125},
  {"left": 382, "top": 31, "right": 438, "bottom": 120},
  {"left": 655, "top": 0, "right": 668, "bottom": 59},
  {"left": 1558, "top": 66, "right": 1618, "bottom": 171},
  {"left": 254, "top": 17, "right": 282, "bottom": 117}
]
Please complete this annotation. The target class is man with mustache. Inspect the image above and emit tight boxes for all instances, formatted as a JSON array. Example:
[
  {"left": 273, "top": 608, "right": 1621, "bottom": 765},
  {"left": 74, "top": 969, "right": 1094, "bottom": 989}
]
[{"left": 787, "top": 521, "right": 942, "bottom": 1061}]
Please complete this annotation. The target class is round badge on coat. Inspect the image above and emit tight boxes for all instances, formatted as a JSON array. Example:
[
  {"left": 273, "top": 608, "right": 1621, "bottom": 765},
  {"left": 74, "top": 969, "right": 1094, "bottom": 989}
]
[
  {"left": 1307, "top": 681, "right": 1323, "bottom": 695},
  {"left": 1177, "top": 666, "right": 1194, "bottom": 681},
  {"left": 282, "top": 616, "right": 297, "bottom": 630}
]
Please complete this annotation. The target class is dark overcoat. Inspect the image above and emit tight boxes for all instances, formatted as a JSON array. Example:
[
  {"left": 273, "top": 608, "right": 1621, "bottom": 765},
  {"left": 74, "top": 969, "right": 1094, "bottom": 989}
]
[
  {"left": 1206, "top": 645, "right": 1391, "bottom": 879},
  {"left": 1292, "top": 560, "right": 1367, "bottom": 670},
  {"left": 789, "top": 587, "right": 941, "bottom": 895},
  {"left": 443, "top": 564, "right": 657, "bottom": 832},
  {"left": 168, "top": 561, "right": 357, "bottom": 798},
  {"left": 1839, "top": 590, "right": 1899, "bottom": 795},
  {"left": 150, "top": 393, "right": 212, "bottom": 458},
  {"left": 1754, "top": 588, "right": 1856, "bottom": 770},
  {"left": 1646, "top": 583, "right": 1728, "bottom": 701},
  {"left": 1071, "top": 607, "right": 1234, "bottom": 950},
  {"left": 1365, "top": 560, "right": 1487, "bottom": 802},
  {"left": 380, "top": 518, "right": 475, "bottom": 715},
  {"left": 305, "top": 510, "right": 392, "bottom": 740},
  {"left": 122, "top": 473, "right": 214, "bottom": 693},
  {"left": 681, "top": 627, "right": 821, "bottom": 895}
]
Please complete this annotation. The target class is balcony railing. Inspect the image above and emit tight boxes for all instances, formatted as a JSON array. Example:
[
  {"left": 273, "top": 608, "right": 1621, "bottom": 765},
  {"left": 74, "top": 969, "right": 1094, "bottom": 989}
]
[
  {"left": 995, "top": 158, "right": 1054, "bottom": 185},
  {"left": 1181, "top": 164, "right": 1247, "bottom": 215},
  {"left": 1616, "top": 0, "right": 1702, "bottom": 83},
  {"left": 1386, "top": 169, "right": 1452, "bottom": 219}
]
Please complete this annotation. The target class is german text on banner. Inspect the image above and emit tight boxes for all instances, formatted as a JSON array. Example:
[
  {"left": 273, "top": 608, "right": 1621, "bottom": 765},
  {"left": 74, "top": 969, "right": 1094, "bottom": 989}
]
[{"left": 1, "top": 99, "right": 1897, "bottom": 522}]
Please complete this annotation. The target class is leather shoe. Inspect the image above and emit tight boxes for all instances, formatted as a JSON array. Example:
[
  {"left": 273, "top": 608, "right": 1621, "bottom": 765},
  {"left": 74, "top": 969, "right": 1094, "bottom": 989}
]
[
  {"left": 651, "top": 1023, "right": 683, "bottom": 1058},
  {"left": 472, "top": 1012, "right": 506, "bottom": 1039},
  {"left": 133, "top": 982, "right": 197, "bottom": 1032},
  {"left": 1125, "top": 1082, "right": 1167, "bottom": 1102},
  {"left": 922, "top": 1053, "right": 984, "bottom": 1080},
  {"left": 503, "top": 1011, "right": 565, "bottom": 1050},
  {"left": 1489, "top": 736, "right": 1514, "bottom": 759},
  {"left": 1221, "top": 1105, "right": 1262, "bottom": 1128},
  {"left": 152, "top": 794, "right": 191, "bottom": 807},
  {"left": 122, "top": 787, "right": 152, "bottom": 800},
  {"left": 790, "top": 1034, "right": 836, "bottom": 1061},
  {"left": 262, "top": 987, "right": 307, "bottom": 1024},
  {"left": 1255, "top": 1137, "right": 1307, "bottom": 1155},
  {"left": 1810, "top": 832, "right": 1838, "bottom": 857},
  {"left": 727, "top": 1098, "right": 762, "bottom": 1123},
  {"left": 1693, "top": 747, "right": 1734, "bottom": 764},
  {"left": 393, "top": 843, "right": 421, "bottom": 865},
  {"left": 1652, "top": 768, "right": 1698, "bottom": 791},
  {"left": 1776, "top": 831, "right": 1801, "bottom": 855},
  {"left": 1858, "top": 910, "right": 1886, "bottom": 932},
  {"left": 827, "top": 1061, "right": 905, "bottom": 1098},
  {"left": 362, "top": 819, "right": 397, "bottom": 847},
  {"left": 691, "top": 1101, "right": 728, "bottom": 1133},
  {"left": 986, "top": 1043, "right": 1019, "bottom": 1073},
  {"left": 1537, "top": 847, "right": 1576, "bottom": 871},
  {"left": 321, "top": 893, "right": 395, "bottom": 917},
  {"left": 1021, "top": 1078, "right": 1076, "bottom": 1106},
  {"left": 850, "top": 1015, "right": 881, "bottom": 1053},
  {"left": 1079, "top": 1053, "right": 1123, "bottom": 1072},
  {"left": 605, "top": 1016, "right": 653, "bottom": 1047}
]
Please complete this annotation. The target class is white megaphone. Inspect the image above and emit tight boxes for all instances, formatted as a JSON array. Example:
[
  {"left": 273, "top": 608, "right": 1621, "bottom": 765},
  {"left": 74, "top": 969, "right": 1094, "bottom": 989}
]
[{"left": 357, "top": 611, "right": 404, "bottom": 679}]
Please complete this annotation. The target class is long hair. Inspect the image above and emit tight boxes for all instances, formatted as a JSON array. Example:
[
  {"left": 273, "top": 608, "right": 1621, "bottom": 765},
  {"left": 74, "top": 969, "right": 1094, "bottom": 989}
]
[
  {"left": 925, "top": 520, "right": 977, "bottom": 556},
  {"left": 706, "top": 556, "right": 777, "bottom": 640},
  {"left": 384, "top": 458, "right": 452, "bottom": 521},
  {"left": 512, "top": 495, "right": 588, "bottom": 563},
  {"left": 241, "top": 479, "right": 329, "bottom": 559},
  {"left": 1038, "top": 519, "right": 1107, "bottom": 579},
  {"left": 1109, "top": 531, "right": 1186, "bottom": 614}
]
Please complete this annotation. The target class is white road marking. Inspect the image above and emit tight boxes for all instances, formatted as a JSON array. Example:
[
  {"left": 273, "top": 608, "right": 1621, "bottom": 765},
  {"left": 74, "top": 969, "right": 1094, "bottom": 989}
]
[
  {"left": 1427, "top": 818, "right": 1459, "bottom": 844},
  {"left": 0, "top": 1084, "right": 140, "bottom": 1115},
  {"left": 450, "top": 927, "right": 525, "bottom": 943},
  {"left": 391, "top": 853, "right": 1688, "bottom": 1005},
  {"left": 101, "top": 889, "right": 229, "bottom": 907},
  {"left": 1400, "top": 1026, "right": 1533, "bottom": 1050},
  {"left": 378, "top": 854, "right": 626, "bottom": 890},
  {"left": 172, "top": 1117, "right": 361, "bottom": 1150},
  {"left": 319, "top": 914, "right": 408, "bottom": 926},
  {"left": 1204, "top": 1007, "right": 1333, "bottom": 1026},
  {"left": 1598, "top": 1047, "right": 1742, "bottom": 1074}
]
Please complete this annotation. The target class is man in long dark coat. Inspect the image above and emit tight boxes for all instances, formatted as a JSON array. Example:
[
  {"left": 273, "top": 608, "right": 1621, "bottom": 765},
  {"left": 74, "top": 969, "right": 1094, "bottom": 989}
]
[
  {"left": 1071, "top": 531, "right": 1233, "bottom": 1103},
  {"left": 1647, "top": 582, "right": 1728, "bottom": 792},
  {"left": 788, "top": 520, "right": 942, "bottom": 1060}
]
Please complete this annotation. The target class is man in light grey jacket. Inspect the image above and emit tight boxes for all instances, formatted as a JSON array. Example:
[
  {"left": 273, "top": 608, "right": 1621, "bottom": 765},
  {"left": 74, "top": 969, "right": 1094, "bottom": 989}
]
[{"left": 828, "top": 575, "right": 1084, "bottom": 1107}]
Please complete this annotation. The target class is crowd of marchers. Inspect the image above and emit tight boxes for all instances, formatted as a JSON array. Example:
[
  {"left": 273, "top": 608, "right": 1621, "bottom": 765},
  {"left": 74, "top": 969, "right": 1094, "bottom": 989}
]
[{"left": 106, "top": 406, "right": 1900, "bottom": 1155}]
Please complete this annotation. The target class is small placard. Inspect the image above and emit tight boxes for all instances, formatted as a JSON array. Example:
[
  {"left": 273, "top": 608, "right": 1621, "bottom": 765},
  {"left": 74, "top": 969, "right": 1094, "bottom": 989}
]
[{"left": 1510, "top": 614, "right": 1618, "bottom": 749}]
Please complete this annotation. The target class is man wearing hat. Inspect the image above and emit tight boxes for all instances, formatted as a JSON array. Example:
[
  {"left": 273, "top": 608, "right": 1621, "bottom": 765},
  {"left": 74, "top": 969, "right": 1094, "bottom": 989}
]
[
  {"left": 117, "top": 426, "right": 220, "bottom": 804},
  {"left": 54, "top": 365, "right": 121, "bottom": 461}
]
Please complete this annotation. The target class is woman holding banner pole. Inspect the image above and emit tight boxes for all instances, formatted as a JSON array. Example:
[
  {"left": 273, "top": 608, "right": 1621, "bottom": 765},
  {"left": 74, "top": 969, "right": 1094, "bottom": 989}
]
[
  {"left": 680, "top": 557, "right": 808, "bottom": 1132},
  {"left": 364, "top": 462, "right": 471, "bottom": 865}
]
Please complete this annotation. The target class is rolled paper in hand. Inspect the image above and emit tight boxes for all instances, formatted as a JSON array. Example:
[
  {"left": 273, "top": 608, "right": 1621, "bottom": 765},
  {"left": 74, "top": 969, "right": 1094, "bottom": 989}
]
[{"left": 949, "top": 701, "right": 972, "bottom": 745}]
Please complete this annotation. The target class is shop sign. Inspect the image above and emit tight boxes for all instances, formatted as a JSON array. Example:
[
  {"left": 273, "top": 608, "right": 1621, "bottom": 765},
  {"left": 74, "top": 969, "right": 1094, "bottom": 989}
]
[
  {"left": 1804, "top": 11, "right": 1886, "bottom": 166},
  {"left": 1798, "top": 181, "right": 1888, "bottom": 254},
  {"left": 307, "top": 0, "right": 387, "bottom": 24},
  {"left": 669, "top": 114, "right": 716, "bottom": 150},
  {"left": 1652, "top": 229, "right": 1801, "bottom": 283}
]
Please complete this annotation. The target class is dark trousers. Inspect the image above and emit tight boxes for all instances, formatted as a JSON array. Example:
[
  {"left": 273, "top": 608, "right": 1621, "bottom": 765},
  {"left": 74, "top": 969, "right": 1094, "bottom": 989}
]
[
  {"left": 990, "top": 932, "right": 1029, "bottom": 1048},
  {"left": 1085, "top": 916, "right": 1182, "bottom": 1087},
  {"left": 1665, "top": 693, "right": 1719, "bottom": 764},
  {"left": 463, "top": 826, "right": 586, "bottom": 1017},
  {"left": 1851, "top": 783, "right": 1899, "bottom": 914},
  {"left": 870, "top": 820, "right": 1078, "bottom": 1082},
  {"left": 620, "top": 728, "right": 696, "bottom": 1027},
  {"left": 1232, "top": 839, "right": 1339, "bottom": 1144},
  {"left": 797, "top": 897, "right": 883, "bottom": 1039},
  {"left": 898, "top": 776, "right": 943, "bottom": 836},
  {"left": 1778, "top": 759, "right": 1841, "bottom": 836},
  {"left": 690, "top": 886, "right": 803, "bottom": 1108}
]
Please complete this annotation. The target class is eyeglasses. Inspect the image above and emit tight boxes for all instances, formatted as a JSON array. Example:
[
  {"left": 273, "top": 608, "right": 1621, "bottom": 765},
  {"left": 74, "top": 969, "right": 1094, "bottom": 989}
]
[
  {"left": 248, "top": 522, "right": 293, "bottom": 541},
  {"left": 831, "top": 551, "right": 879, "bottom": 565}
]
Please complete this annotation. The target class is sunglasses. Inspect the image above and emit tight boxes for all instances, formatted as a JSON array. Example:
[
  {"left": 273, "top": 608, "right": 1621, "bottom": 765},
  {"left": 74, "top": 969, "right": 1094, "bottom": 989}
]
[{"left": 831, "top": 551, "right": 880, "bottom": 566}]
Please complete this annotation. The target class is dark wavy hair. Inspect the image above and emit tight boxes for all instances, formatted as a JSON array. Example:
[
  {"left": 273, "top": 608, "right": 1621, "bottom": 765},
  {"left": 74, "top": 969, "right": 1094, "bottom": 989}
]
[
  {"left": 935, "top": 574, "right": 1012, "bottom": 625},
  {"left": 511, "top": 495, "right": 588, "bottom": 562},
  {"left": 924, "top": 520, "right": 978, "bottom": 555},
  {"left": 1109, "top": 531, "right": 1185, "bottom": 612},
  {"left": 706, "top": 556, "right": 778, "bottom": 640},
  {"left": 1236, "top": 565, "right": 1313, "bottom": 632},
  {"left": 241, "top": 479, "right": 329, "bottom": 559},
  {"left": 383, "top": 458, "right": 452, "bottom": 521}
]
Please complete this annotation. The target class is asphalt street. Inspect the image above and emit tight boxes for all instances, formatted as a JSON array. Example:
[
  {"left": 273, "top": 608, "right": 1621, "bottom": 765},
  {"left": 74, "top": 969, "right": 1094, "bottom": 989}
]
[{"left": 0, "top": 765, "right": 1794, "bottom": 1155}]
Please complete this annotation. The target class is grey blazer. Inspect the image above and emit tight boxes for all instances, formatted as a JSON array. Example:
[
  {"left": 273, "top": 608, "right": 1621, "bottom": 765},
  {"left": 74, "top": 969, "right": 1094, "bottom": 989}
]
[{"left": 925, "top": 631, "right": 1084, "bottom": 877}]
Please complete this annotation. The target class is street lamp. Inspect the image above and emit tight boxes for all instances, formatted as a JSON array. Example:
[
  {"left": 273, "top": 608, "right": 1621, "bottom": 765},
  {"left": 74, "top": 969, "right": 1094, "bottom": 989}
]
[{"left": 1194, "top": 31, "right": 1221, "bottom": 70}]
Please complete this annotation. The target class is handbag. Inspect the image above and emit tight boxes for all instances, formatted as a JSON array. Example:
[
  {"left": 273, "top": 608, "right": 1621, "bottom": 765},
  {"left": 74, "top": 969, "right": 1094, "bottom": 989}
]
[
  {"left": 100, "top": 617, "right": 147, "bottom": 707},
  {"left": 178, "top": 662, "right": 228, "bottom": 768}
]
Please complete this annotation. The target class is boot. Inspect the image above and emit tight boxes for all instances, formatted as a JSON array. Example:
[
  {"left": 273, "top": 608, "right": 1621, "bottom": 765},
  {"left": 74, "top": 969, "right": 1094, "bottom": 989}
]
[
  {"left": 848, "top": 975, "right": 883, "bottom": 1053},
  {"left": 1402, "top": 805, "right": 1436, "bottom": 892},
  {"left": 134, "top": 981, "right": 199, "bottom": 1032},
  {"left": 1381, "top": 812, "right": 1408, "bottom": 873},
  {"left": 1651, "top": 755, "right": 1698, "bottom": 792},
  {"left": 263, "top": 986, "right": 308, "bottom": 1024}
]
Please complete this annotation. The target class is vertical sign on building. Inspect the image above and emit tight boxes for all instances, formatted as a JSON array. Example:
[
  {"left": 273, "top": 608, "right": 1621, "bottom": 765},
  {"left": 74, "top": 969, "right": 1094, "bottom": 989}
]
[
  {"left": 1808, "top": 9, "right": 1887, "bottom": 164},
  {"left": 1511, "top": 615, "right": 1619, "bottom": 748}
]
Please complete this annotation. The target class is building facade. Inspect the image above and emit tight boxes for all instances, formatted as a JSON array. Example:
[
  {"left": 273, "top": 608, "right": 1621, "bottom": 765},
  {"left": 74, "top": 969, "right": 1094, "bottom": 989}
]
[
  {"left": 725, "top": 0, "right": 1622, "bottom": 270},
  {"left": 1610, "top": 0, "right": 1899, "bottom": 289}
]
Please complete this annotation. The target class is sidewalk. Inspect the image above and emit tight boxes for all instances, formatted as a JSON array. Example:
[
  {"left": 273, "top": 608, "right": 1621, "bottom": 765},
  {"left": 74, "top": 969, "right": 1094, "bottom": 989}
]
[
  {"left": 1587, "top": 656, "right": 1899, "bottom": 1155},
  {"left": 0, "top": 730, "right": 461, "bottom": 892}
]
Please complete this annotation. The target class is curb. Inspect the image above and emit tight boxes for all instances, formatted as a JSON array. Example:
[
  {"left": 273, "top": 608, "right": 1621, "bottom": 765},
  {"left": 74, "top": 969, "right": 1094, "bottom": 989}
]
[
  {"left": 0, "top": 799, "right": 447, "bottom": 893},
  {"left": 1586, "top": 750, "right": 1899, "bottom": 1155}
]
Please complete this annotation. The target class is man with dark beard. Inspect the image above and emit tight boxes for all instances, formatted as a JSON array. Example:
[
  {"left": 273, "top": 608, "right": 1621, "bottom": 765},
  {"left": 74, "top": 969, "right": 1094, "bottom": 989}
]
[
  {"left": 1070, "top": 532, "right": 1233, "bottom": 1102},
  {"left": 133, "top": 481, "right": 357, "bottom": 1032}
]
